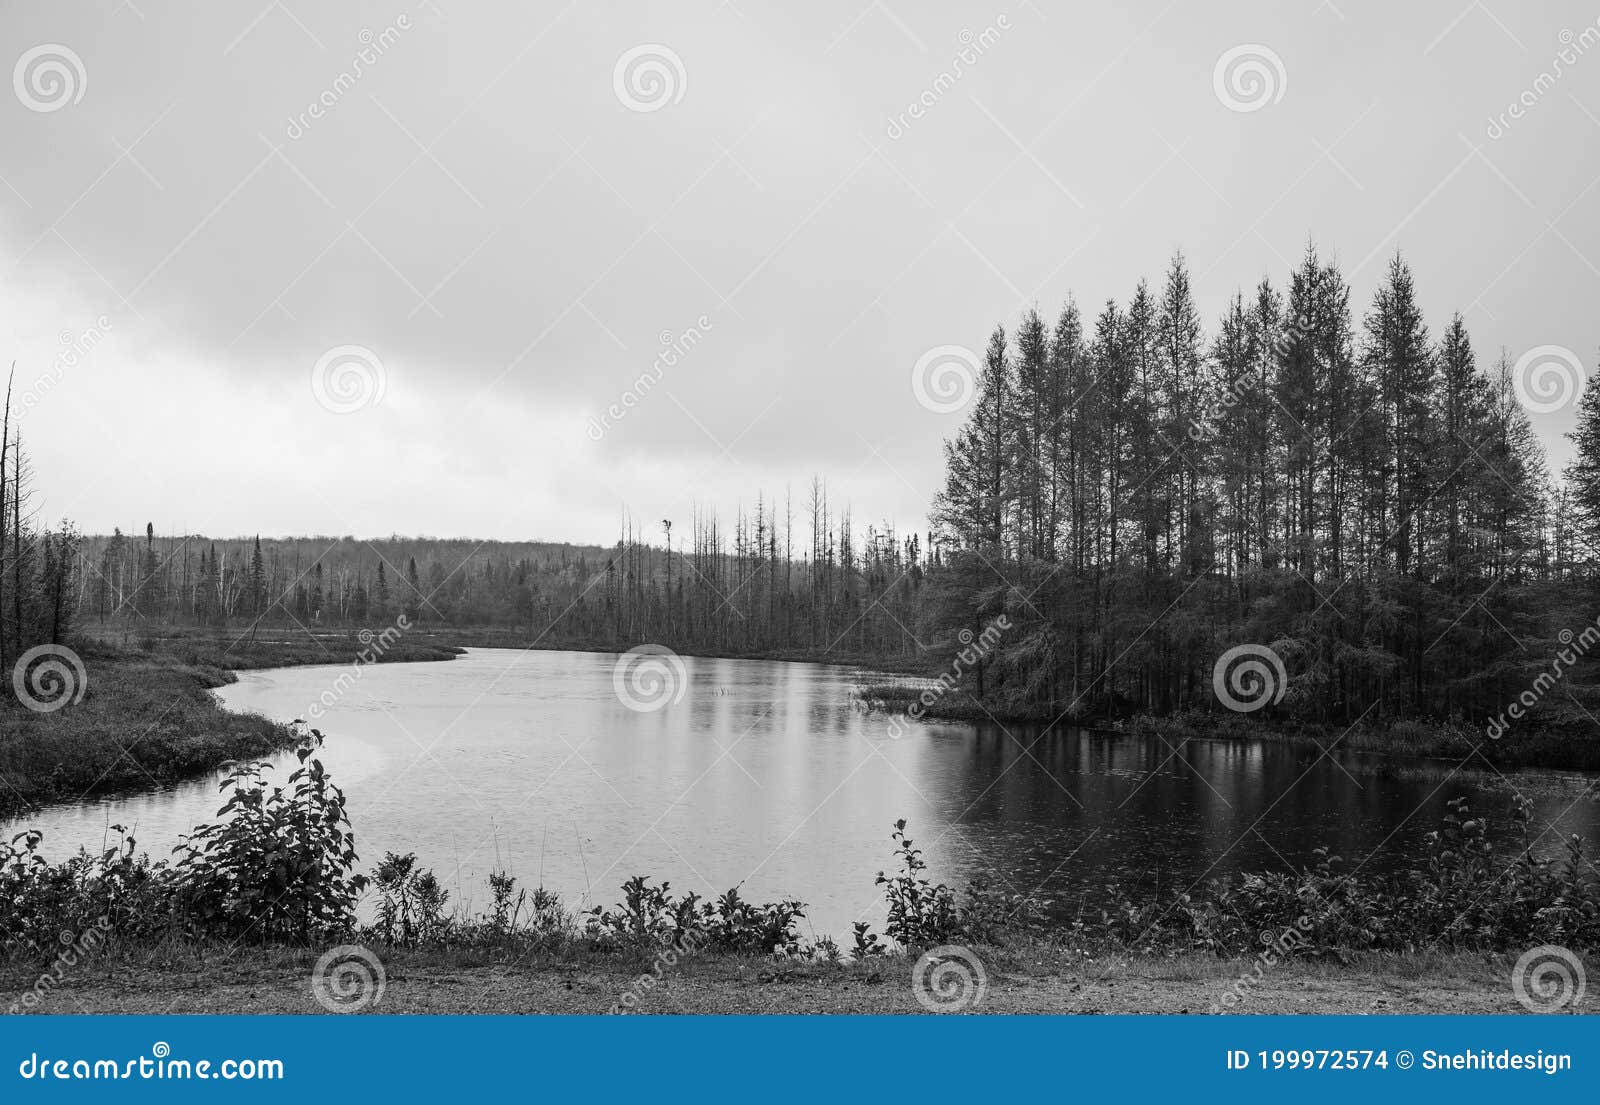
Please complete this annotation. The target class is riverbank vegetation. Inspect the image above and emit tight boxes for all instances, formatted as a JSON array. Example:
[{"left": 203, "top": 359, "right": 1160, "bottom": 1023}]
[
  {"left": 0, "top": 627, "right": 459, "bottom": 818},
  {"left": 4, "top": 733, "right": 1596, "bottom": 991},
  {"left": 0, "top": 640, "right": 288, "bottom": 819}
]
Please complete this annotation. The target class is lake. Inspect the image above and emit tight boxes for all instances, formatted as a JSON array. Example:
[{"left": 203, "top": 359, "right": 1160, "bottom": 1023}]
[{"left": 10, "top": 647, "right": 1599, "bottom": 940}]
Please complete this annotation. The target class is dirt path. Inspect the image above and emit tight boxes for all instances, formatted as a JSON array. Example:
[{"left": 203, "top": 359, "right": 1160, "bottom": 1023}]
[{"left": 6, "top": 952, "right": 1579, "bottom": 1015}]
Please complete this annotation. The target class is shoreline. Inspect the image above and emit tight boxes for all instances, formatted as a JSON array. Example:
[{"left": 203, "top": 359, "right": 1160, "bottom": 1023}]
[
  {"left": 2, "top": 945, "right": 1573, "bottom": 1016},
  {"left": 9, "top": 624, "right": 1596, "bottom": 820},
  {"left": 403, "top": 629, "right": 932, "bottom": 674},
  {"left": 0, "top": 633, "right": 461, "bottom": 819},
  {"left": 1, "top": 626, "right": 912, "bottom": 820},
  {"left": 856, "top": 681, "right": 1600, "bottom": 775},
  {"left": 111, "top": 623, "right": 935, "bottom": 674}
]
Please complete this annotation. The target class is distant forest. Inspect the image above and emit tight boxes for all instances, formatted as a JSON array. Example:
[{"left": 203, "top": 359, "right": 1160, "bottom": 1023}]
[
  {"left": 66, "top": 499, "right": 925, "bottom": 661},
  {"left": 6, "top": 244, "right": 1600, "bottom": 735}
]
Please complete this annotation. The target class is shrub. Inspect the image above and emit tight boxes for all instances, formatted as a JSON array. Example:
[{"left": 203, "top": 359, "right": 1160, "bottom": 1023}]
[
  {"left": 874, "top": 819, "right": 1049, "bottom": 950},
  {"left": 583, "top": 877, "right": 806, "bottom": 955},
  {"left": 1104, "top": 796, "right": 1600, "bottom": 955},
  {"left": 0, "top": 827, "right": 174, "bottom": 958},
  {"left": 3, "top": 730, "right": 369, "bottom": 956},
  {"left": 875, "top": 820, "right": 961, "bottom": 947},
  {"left": 851, "top": 921, "right": 886, "bottom": 958},
  {"left": 371, "top": 852, "right": 450, "bottom": 947},
  {"left": 702, "top": 886, "right": 807, "bottom": 955},
  {"left": 173, "top": 728, "right": 365, "bottom": 942}
]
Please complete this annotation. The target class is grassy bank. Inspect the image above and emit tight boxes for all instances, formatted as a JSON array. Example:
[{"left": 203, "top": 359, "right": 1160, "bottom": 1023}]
[
  {"left": 0, "top": 630, "right": 461, "bottom": 819},
  {"left": 2, "top": 943, "right": 1559, "bottom": 1015},
  {"left": 83, "top": 624, "right": 464, "bottom": 671}
]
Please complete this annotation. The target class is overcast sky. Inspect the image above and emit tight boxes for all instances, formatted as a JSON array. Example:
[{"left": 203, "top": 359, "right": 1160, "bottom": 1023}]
[{"left": 3, "top": 0, "right": 1598, "bottom": 545}]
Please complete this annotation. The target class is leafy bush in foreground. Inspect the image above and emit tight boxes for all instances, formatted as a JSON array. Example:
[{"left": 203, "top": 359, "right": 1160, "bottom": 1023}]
[
  {"left": 1, "top": 727, "right": 364, "bottom": 954},
  {"left": 1100, "top": 797, "right": 1600, "bottom": 956},
  {"left": 0, "top": 827, "right": 175, "bottom": 957},
  {"left": 870, "top": 819, "right": 1050, "bottom": 950},
  {"left": 583, "top": 877, "right": 807, "bottom": 955},
  {"left": 175, "top": 736, "right": 366, "bottom": 942},
  {"left": 371, "top": 852, "right": 450, "bottom": 946}
]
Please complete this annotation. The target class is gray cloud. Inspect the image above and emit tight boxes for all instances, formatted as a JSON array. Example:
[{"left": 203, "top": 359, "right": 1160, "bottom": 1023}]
[{"left": 3, "top": 0, "right": 1597, "bottom": 542}]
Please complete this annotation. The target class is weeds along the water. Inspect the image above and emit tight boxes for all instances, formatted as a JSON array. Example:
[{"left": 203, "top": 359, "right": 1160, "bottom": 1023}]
[{"left": 2, "top": 729, "right": 1598, "bottom": 970}]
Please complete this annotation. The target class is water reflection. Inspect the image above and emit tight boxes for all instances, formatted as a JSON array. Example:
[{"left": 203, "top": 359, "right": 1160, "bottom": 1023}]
[{"left": 6, "top": 648, "right": 1596, "bottom": 939}]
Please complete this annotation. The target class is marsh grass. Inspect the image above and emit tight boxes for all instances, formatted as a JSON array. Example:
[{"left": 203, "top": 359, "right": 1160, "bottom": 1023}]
[
  {"left": 0, "top": 645, "right": 290, "bottom": 818},
  {"left": 0, "top": 631, "right": 462, "bottom": 818}
]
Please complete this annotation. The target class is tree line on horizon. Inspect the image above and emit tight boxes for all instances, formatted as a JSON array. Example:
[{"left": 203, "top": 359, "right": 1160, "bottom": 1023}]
[
  {"left": 66, "top": 492, "right": 929, "bottom": 660},
  {"left": 10, "top": 244, "right": 1600, "bottom": 738}
]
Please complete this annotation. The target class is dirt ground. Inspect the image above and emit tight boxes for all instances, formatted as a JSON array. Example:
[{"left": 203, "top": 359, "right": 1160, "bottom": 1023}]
[{"left": 5, "top": 947, "right": 1587, "bottom": 1016}]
